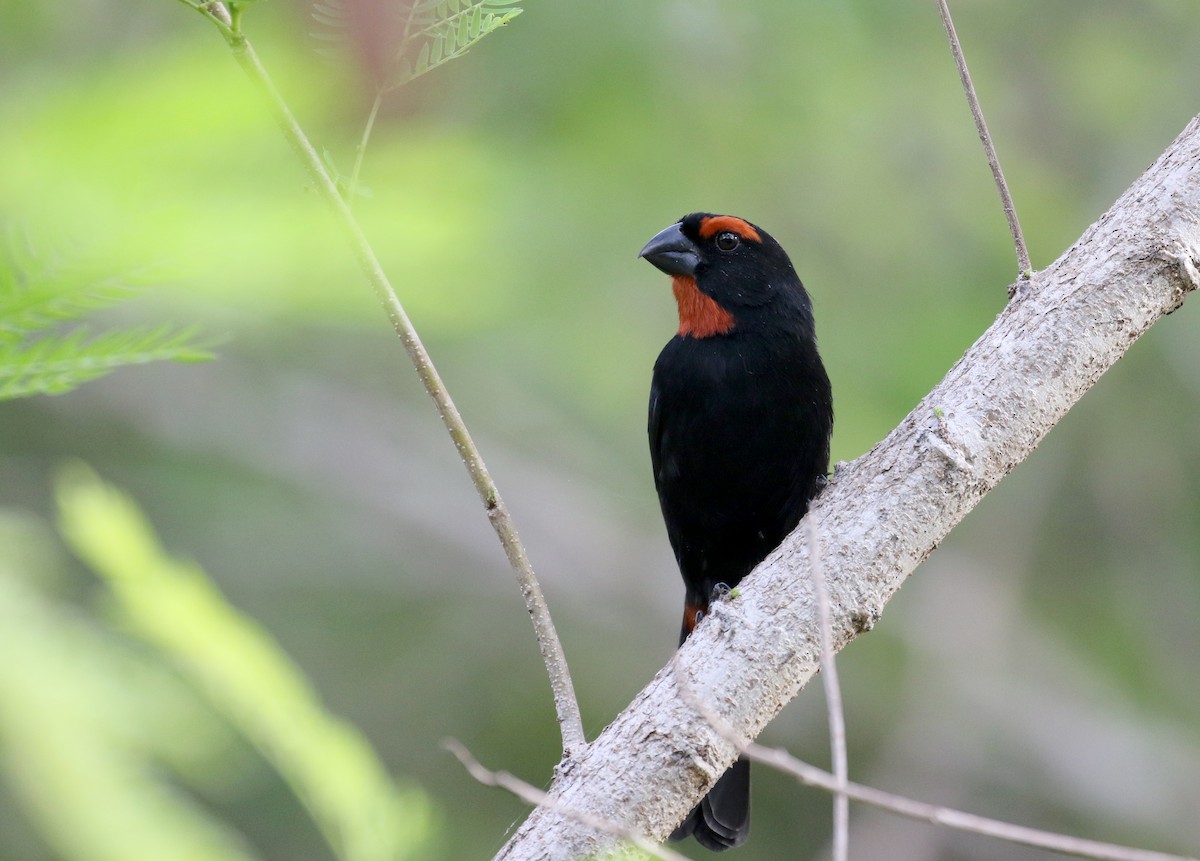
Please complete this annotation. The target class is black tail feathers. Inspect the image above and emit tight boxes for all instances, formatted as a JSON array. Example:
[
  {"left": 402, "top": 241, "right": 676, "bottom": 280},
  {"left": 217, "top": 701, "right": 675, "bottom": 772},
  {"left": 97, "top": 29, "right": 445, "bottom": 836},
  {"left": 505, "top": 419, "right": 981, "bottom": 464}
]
[{"left": 669, "top": 756, "right": 750, "bottom": 851}]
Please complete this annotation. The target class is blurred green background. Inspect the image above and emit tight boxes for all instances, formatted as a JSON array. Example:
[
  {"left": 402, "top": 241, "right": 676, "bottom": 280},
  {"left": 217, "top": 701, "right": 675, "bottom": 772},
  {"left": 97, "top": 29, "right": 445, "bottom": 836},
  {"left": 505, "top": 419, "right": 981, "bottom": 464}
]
[{"left": 2, "top": 1, "right": 1199, "bottom": 859}]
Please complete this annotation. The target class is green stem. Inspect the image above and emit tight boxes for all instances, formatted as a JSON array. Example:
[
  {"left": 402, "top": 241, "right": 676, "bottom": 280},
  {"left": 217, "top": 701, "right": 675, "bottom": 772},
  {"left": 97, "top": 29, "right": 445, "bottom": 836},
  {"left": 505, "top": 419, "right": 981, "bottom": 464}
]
[
  {"left": 347, "top": 92, "right": 383, "bottom": 206},
  {"left": 193, "top": 6, "right": 586, "bottom": 759},
  {"left": 175, "top": 0, "right": 235, "bottom": 39}
]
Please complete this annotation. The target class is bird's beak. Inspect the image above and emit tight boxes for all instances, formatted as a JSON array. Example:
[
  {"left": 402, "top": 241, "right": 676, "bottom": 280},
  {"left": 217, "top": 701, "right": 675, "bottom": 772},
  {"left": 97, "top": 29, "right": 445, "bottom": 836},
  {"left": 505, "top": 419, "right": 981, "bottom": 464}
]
[{"left": 639, "top": 223, "right": 700, "bottom": 277}]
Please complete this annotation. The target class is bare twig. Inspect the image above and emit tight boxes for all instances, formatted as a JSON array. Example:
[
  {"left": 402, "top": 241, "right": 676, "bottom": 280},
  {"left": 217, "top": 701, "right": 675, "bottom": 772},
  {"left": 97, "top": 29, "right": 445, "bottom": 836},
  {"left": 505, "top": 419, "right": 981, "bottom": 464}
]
[
  {"left": 346, "top": 91, "right": 383, "bottom": 206},
  {"left": 935, "top": 0, "right": 1032, "bottom": 278},
  {"left": 443, "top": 739, "right": 690, "bottom": 861},
  {"left": 685, "top": 691, "right": 1195, "bottom": 861},
  {"left": 183, "top": 1, "right": 586, "bottom": 758},
  {"left": 752, "top": 742, "right": 1195, "bottom": 861},
  {"left": 808, "top": 516, "right": 849, "bottom": 861}
]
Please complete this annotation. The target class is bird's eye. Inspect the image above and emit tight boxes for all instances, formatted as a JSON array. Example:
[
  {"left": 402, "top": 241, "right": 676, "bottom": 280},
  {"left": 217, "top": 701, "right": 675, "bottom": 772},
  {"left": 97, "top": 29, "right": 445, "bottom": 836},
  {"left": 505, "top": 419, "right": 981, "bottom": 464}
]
[{"left": 715, "top": 232, "right": 740, "bottom": 252}]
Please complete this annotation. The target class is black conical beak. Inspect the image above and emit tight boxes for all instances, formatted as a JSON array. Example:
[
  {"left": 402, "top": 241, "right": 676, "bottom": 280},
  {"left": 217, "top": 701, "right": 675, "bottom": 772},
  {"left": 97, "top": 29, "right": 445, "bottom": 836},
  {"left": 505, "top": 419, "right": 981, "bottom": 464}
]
[{"left": 639, "top": 223, "right": 700, "bottom": 277}]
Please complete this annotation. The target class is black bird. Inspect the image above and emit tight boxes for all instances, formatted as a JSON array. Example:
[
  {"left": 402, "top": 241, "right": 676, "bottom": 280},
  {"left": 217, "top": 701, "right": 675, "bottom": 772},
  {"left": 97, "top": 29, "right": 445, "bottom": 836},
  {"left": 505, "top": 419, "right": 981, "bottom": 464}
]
[{"left": 640, "top": 213, "right": 833, "bottom": 850}]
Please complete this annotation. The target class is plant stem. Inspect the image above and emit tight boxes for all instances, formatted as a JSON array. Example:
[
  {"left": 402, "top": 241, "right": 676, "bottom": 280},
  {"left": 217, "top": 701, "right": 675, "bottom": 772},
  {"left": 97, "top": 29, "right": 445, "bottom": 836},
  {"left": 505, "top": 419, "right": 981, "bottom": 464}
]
[
  {"left": 190, "top": 2, "right": 587, "bottom": 759},
  {"left": 935, "top": 0, "right": 1032, "bottom": 279},
  {"left": 744, "top": 740, "right": 1194, "bottom": 861},
  {"left": 808, "top": 517, "right": 848, "bottom": 861},
  {"left": 347, "top": 92, "right": 384, "bottom": 207}
]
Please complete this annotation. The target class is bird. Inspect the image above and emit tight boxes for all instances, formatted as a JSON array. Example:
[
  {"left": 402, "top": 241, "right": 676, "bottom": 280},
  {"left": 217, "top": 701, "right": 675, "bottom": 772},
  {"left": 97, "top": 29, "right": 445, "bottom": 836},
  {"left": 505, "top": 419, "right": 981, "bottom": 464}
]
[{"left": 639, "top": 213, "right": 833, "bottom": 850}]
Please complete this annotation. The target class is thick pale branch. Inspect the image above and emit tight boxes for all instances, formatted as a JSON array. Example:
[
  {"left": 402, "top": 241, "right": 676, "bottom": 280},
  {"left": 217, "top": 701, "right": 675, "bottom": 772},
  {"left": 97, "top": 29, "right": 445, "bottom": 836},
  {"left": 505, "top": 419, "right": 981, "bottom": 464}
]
[{"left": 493, "top": 115, "right": 1200, "bottom": 860}]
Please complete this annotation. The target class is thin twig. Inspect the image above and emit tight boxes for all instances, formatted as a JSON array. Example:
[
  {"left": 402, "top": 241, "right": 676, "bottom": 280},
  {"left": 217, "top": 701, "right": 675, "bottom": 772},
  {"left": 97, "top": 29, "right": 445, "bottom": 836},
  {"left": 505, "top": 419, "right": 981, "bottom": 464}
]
[
  {"left": 808, "top": 516, "right": 849, "bottom": 861},
  {"left": 443, "top": 739, "right": 691, "bottom": 861},
  {"left": 935, "top": 0, "right": 1032, "bottom": 278},
  {"left": 187, "top": 1, "right": 586, "bottom": 758},
  {"left": 346, "top": 91, "right": 383, "bottom": 206},
  {"left": 684, "top": 693, "right": 1195, "bottom": 861}
]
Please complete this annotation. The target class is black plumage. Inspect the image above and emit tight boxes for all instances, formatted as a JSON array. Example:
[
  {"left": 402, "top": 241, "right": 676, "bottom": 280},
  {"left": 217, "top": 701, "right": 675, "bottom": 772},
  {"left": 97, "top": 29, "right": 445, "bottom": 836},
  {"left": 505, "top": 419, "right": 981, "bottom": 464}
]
[{"left": 640, "top": 212, "right": 833, "bottom": 850}]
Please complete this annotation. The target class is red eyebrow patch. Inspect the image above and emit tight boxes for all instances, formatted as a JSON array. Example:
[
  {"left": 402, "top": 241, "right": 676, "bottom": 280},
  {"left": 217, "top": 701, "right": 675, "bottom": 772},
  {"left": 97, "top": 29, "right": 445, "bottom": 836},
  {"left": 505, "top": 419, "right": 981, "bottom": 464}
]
[{"left": 698, "top": 215, "right": 761, "bottom": 242}]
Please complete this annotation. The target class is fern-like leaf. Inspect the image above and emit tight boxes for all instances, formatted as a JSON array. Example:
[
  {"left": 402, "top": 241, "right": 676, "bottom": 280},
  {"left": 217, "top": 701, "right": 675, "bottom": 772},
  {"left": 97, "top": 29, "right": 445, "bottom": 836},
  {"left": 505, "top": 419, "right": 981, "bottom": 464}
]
[
  {"left": 0, "top": 229, "right": 217, "bottom": 402},
  {"left": 313, "top": 0, "right": 522, "bottom": 92},
  {"left": 0, "top": 229, "right": 153, "bottom": 344},
  {"left": 0, "top": 325, "right": 215, "bottom": 401},
  {"left": 387, "top": 0, "right": 521, "bottom": 90},
  {"left": 311, "top": 0, "right": 353, "bottom": 64}
]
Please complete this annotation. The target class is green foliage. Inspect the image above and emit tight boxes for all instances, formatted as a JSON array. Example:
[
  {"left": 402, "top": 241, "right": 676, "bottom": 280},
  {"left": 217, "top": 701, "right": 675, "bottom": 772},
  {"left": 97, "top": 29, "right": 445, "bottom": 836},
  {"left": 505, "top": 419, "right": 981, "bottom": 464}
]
[
  {"left": 0, "top": 520, "right": 259, "bottom": 861},
  {"left": 0, "top": 232, "right": 215, "bottom": 401},
  {"left": 313, "top": 0, "right": 523, "bottom": 91},
  {"left": 56, "top": 464, "right": 440, "bottom": 861},
  {"left": 392, "top": 0, "right": 523, "bottom": 91}
]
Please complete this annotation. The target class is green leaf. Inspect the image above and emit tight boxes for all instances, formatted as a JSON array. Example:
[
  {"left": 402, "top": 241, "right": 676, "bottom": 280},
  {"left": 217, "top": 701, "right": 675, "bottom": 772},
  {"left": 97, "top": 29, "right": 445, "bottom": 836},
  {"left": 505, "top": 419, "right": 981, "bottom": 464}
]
[
  {"left": 0, "top": 324, "right": 218, "bottom": 401},
  {"left": 0, "top": 557, "right": 263, "bottom": 861},
  {"left": 57, "top": 466, "right": 440, "bottom": 861},
  {"left": 0, "top": 229, "right": 143, "bottom": 344},
  {"left": 377, "top": 1, "right": 523, "bottom": 91},
  {"left": 0, "top": 229, "right": 218, "bottom": 402}
]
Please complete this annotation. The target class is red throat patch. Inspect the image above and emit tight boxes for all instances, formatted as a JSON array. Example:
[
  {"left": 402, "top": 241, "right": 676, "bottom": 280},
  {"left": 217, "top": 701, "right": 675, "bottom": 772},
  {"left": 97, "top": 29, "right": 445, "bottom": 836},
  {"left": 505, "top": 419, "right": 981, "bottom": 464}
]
[{"left": 672, "top": 275, "right": 735, "bottom": 338}]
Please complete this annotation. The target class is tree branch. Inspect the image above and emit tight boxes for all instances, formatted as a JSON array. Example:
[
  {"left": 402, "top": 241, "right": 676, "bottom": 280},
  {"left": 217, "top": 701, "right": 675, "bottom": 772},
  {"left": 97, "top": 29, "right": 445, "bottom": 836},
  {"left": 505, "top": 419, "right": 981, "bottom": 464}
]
[
  {"left": 673, "top": 677, "right": 1195, "bottom": 861},
  {"left": 743, "top": 743, "right": 1197, "bottom": 861},
  {"left": 673, "top": 676, "right": 1196, "bottom": 861},
  {"left": 183, "top": 2, "right": 586, "bottom": 758},
  {"left": 491, "top": 115, "right": 1200, "bottom": 860}
]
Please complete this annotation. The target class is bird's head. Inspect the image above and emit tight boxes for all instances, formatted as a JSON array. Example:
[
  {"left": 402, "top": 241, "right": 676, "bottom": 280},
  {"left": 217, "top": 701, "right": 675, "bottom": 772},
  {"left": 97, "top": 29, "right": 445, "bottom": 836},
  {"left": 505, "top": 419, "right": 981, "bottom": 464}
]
[{"left": 639, "top": 213, "right": 807, "bottom": 338}]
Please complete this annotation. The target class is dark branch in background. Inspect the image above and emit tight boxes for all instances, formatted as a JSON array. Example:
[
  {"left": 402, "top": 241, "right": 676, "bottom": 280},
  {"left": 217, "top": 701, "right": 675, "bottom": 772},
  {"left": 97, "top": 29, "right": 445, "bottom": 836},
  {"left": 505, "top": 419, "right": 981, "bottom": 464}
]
[
  {"left": 935, "top": 0, "right": 1032, "bottom": 278},
  {"left": 492, "top": 114, "right": 1200, "bottom": 860},
  {"left": 175, "top": 0, "right": 587, "bottom": 759}
]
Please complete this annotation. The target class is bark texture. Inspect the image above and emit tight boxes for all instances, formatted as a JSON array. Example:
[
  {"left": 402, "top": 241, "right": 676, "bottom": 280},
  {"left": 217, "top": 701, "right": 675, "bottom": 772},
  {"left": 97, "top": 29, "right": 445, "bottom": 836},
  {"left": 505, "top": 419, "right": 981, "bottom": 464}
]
[{"left": 493, "top": 115, "right": 1200, "bottom": 861}]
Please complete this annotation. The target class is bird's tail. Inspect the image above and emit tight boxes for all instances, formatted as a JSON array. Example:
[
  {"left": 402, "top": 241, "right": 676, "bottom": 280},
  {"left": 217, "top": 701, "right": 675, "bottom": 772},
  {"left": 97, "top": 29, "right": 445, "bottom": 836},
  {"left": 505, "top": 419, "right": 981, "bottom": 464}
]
[
  {"left": 674, "top": 596, "right": 750, "bottom": 849},
  {"left": 669, "top": 757, "right": 750, "bottom": 851}
]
